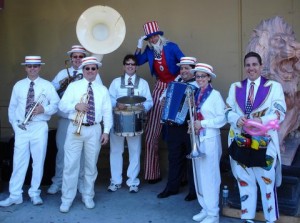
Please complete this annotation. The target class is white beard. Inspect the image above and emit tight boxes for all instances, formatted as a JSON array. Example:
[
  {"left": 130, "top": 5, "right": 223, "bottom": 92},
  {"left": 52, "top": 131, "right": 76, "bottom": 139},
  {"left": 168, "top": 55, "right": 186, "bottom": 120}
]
[{"left": 152, "top": 39, "right": 162, "bottom": 52}]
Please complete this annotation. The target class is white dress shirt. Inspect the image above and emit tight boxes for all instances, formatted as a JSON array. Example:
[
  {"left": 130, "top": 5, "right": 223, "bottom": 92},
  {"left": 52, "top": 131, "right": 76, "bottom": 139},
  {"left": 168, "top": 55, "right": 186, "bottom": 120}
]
[
  {"left": 59, "top": 78, "right": 112, "bottom": 134},
  {"left": 8, "top": 76, "right": 60, "bottom": 125}
]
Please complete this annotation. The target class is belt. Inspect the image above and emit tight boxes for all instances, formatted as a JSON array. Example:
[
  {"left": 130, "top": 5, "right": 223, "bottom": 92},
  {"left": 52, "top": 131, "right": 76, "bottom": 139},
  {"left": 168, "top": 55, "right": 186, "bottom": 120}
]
[
  {"left": 164, "top": 121, "right": 188, "bottom": 127},
  {"left": 81, "top": 123, "right": 98, "bottom": 127}
]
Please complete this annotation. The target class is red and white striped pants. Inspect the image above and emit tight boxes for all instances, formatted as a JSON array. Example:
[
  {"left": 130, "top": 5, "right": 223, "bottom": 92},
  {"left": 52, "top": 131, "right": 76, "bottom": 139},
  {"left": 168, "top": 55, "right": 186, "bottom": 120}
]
[{"left": 144, "top": 80, "right": 167, "bottom": 180}]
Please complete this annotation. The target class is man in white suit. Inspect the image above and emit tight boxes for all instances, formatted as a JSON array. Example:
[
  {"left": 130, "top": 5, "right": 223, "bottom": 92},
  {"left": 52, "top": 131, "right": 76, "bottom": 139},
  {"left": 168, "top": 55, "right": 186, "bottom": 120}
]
[{"left": 226, "top": 52, "right": 286, "bottom": 223}]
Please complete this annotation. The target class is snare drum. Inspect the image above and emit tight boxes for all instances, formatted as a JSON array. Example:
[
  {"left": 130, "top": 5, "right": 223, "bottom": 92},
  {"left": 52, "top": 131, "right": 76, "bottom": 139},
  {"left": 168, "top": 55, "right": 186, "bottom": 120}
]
[{"left": 113, "top": 106, "right": 144, "bottom": 137}]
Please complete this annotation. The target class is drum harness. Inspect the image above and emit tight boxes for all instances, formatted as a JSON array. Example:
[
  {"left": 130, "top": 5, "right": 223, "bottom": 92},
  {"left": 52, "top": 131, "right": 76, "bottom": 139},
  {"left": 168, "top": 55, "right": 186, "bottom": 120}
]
[{"left": 120, "top": 75, "right": 141, "bottom": 96}]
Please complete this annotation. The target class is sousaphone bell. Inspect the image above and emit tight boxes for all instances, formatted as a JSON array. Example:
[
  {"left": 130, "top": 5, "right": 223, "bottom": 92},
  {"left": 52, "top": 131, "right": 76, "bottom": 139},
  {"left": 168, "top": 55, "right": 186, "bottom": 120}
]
[{"left": 76, "top": 5, "right": 126, "bottom": 60}]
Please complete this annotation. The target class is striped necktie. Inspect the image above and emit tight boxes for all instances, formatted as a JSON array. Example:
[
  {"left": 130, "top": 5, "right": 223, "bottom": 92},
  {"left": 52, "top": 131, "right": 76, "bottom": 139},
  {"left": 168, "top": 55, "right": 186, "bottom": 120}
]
[
  {"left": 245, "top": 82, "right": 255, "bottom": 117},
  {"left": 86, "top": 82, "right": 95, "bottom": 124},
  {"left": 25, "top": 81, "right": 35, "bottom": 117}
]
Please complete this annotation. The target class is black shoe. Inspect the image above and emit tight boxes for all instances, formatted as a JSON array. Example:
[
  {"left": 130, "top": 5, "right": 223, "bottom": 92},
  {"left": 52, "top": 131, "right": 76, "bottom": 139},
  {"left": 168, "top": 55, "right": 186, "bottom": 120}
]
[
  {"left": 148, "top": 178, "right": 162, "bottom": 184},
  {"left": 157, "top": 189, "right": 178, "bottom": 198},
  {"left": 184, "top": 193, "right": 197, "bottom": 201}
]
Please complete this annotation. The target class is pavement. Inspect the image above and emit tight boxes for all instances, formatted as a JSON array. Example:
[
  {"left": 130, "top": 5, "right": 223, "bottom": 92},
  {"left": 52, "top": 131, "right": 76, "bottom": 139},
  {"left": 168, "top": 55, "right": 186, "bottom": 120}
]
[{"left": 0, "top": 144, "right": 249, "bottom": 223}]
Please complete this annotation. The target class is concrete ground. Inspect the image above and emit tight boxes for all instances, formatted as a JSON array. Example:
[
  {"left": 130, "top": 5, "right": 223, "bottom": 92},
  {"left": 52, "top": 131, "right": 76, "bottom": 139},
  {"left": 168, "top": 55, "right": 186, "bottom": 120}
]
[
  {"left": 0, "top": 180, "right": 246, "bottom": 223},
  {"left": 0, "top": 142, "right": 253, "bottom": 223}
]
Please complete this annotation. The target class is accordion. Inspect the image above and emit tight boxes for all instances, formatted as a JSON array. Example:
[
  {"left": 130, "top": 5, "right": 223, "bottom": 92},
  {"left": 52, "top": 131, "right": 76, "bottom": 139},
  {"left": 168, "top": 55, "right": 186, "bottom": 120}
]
[{"left": 161, "top": 81, "right": 194, "bottom": 125}]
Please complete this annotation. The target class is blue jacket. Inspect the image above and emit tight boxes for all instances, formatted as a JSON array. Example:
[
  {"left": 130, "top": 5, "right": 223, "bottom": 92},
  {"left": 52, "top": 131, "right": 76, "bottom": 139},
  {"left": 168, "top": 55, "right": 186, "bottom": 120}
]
[{"left": 135, "top": 42, "right": 184, "bottom": 78}]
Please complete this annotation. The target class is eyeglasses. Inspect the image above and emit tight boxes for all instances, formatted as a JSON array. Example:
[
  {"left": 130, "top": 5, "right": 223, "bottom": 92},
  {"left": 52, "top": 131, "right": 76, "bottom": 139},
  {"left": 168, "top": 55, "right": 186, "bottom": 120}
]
[
  {"left": 125, "top": 63, "right": 136, "bottom": 66},
  {"left": 84, "top": 67, "right": 97, "bottom": 71},
  {"left": 26, "top": 65, "right": 40, "bottom": 68},
  {"left": 195, "top": 75, "right": 208, "bottom": 79},
  {"left": 72, "top": 55, "right": 84, "bottom": 59}
]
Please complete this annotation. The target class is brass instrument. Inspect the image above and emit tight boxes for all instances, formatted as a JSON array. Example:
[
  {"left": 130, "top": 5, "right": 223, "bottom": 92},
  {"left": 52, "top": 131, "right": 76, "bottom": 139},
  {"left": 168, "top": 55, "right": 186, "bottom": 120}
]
[
  {"left": 73, "top": 92, "right": 90, "bottom": 136},
  {"left": 57, "top": 60, "right": 83, "bottom": 97},
  {"left": 18, "top": 92, "right": 46, "bottom": 130},
  {"left": 185, "top": 86, "right": 204, "bottom": 198},
  {"left": 186, "top": 87, "right": 203, "bottom": 159}
]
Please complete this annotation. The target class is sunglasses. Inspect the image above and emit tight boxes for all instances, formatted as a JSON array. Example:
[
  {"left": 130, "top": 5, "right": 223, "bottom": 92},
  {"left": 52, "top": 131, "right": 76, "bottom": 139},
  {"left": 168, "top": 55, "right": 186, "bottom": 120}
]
[
  {"left": 84, "top": 67, "right": 97, "bottom": 71},
  {"left": 196, "top": 75, "right": 208, "bottom": 79},
  {"left": 26, "top": 65, "right": 40, "bottom": 68},
  {"left": 72, "top": 55, "right": 84, "bottom": 59},
  {"left": 125, "top": 63, "right": 136, "bottom": 66}
]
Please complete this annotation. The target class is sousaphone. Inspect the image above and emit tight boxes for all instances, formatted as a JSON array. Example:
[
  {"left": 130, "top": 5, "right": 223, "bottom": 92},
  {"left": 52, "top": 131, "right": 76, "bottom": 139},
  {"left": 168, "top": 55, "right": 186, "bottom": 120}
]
[{"left": 76, "top": 5, "right": 126, "bottom": 60}]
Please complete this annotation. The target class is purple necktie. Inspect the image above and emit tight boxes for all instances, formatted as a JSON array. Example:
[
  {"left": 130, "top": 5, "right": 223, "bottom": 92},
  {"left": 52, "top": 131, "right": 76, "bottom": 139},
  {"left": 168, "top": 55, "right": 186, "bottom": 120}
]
[
  {"left": 245, "top": 82, "right": 254, "bottom": 117},
  {"left": 25, "top": 81, "right": 35, "bottom": 117},
  {"left": 86, "top": 83, "right": 95, "bottom": 124}
]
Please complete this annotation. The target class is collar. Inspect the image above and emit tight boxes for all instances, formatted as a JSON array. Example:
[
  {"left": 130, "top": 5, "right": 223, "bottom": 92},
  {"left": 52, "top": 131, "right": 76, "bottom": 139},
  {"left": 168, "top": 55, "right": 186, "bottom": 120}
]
[
  {"left": 26, "top": 76, "right": 40, "bottom": 83},
  {"left": 247, "top": 76, "right": 261, "bottom": 87}
]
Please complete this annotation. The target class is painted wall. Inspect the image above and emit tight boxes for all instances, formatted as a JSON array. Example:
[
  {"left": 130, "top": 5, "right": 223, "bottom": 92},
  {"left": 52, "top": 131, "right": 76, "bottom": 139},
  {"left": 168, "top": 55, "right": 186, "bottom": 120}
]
[{"left": 0, "top": 0, "right": 299, "bottom": 137}]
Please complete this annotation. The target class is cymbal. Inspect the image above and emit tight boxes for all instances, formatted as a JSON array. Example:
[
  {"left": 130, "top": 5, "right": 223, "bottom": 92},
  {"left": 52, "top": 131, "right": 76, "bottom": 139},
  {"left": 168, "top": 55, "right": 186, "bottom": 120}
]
[{"left": 117, "top": 95, "right": 146, "bottom": 104}]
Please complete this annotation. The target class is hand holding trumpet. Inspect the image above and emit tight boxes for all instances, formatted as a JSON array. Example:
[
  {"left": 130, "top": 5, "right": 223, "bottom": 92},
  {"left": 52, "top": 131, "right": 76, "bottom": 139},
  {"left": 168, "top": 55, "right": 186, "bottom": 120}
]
[
  {"left": 31, "top": 103, "right": 45, "bottom": 116},
  {"left": 75, "top": 102, "right": 90, "bottom": 113}
]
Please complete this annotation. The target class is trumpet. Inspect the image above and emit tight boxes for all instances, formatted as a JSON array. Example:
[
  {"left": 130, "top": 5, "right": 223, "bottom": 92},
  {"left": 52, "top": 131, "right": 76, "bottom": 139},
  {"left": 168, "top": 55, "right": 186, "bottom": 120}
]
[
  {"left": 18, "top": 93, "right": 46, "bottom": 130},
  {"left": 73, "top": 92, "right": 90, "bottom": 135},
  {"left": 57, "top": 60, "right": 83, "bottom": 97},
  {"left": 186, "top": 86, "right": 203, "bottom": 159}
]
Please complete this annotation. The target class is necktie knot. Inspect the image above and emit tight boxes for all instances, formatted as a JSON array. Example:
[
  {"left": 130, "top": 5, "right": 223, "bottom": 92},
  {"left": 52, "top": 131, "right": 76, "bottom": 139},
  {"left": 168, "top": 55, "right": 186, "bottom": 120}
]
[
  {"left": 30, "top": 81, "right": 34, "bottom": 87},
  {"left": 73, "top": 70, "right": 78, "bottom": 76}
]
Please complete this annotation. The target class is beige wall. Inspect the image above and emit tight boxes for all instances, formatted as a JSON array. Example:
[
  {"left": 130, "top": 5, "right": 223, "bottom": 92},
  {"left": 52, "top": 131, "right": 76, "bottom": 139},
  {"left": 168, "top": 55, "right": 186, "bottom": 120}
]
[{"left": 0, "top": 0, "right": 299, "bottom": 137}]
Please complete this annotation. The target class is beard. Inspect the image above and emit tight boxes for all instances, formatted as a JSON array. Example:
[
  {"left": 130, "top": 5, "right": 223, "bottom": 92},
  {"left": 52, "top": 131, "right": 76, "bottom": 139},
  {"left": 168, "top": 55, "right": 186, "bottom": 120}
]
[{"left": 151, "top": 39, "right": 162, "bottom": 52}]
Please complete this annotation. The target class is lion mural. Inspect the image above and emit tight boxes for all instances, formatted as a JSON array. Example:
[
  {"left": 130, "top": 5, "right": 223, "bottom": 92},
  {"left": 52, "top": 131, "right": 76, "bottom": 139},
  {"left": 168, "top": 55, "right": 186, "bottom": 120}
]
[{"left": 246, "top": 16, "right": 300, "bottom": 152}]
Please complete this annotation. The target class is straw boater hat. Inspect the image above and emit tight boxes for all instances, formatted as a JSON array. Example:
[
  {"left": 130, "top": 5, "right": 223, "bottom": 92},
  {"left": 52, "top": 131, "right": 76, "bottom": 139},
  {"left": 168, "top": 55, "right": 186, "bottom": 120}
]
[
  {"left": 176, "top": 57, "right": 197, "bottom": 66},
  {"left": 143, "top": 21, "right": 164, "bottom": 40},
  {"left": 79, "top": 56, "right": 102, "bottom": 70},
  {"left": 67, "top": 45, "right": 89, "bottom": 56},
  {"left": 21, "top": 56, "right": 45, "bottom": 65},
  {"left": 190, "top": 63, "right": 216, "bottom": 78}
]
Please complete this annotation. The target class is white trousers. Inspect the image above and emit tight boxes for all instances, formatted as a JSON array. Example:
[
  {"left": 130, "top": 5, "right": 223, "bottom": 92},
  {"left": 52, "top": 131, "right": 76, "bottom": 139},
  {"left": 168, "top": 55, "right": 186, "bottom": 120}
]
[
  {"left": 193, "top": 135, "right": 222, "bottom": 217},
  {"left": 51, "top": 118, "right": 84, "bottom": 189},
  {"left": 61, "top": 123, "right": 101, "bottom": 204},
  {"left": 231, "top": 158, "right": 279, "bottom": 222},
  {"left": 9, "top": 121, "right": 48, "bottom": 199},
  {"left": 109, "top": 132, "right": 141, "bottom": 186}
]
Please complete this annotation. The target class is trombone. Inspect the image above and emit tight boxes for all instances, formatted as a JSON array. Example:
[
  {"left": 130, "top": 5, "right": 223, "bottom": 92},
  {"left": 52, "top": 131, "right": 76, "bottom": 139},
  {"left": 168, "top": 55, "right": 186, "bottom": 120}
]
[
  {"left": 18, "top": 93, "right": 46, "bottom": 130},
  {"left": 73, "top": 92, "right": 90, "bottom": 136},
  {"left": 186, "top": 86, "right": 204, "bottom": 197},
  {"left": 186, "top": 86, "right": 203, "bottom": 159}
]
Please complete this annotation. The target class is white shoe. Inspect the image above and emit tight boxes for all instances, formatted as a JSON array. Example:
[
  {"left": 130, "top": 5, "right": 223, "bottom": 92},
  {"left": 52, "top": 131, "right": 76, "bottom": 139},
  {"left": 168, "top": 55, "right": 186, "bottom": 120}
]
[
  {"left": 47, "top": 184, "right": 61, "bottom": 194},
  {"left": 31, "top": 196, "right": 43, "bottom": 205},
  {"left": 0, "top": 197, "right": 23, "bottom": 207},
  {"left": 201, "top": 215, "right": 219, "bottom": 223},
  {"left": 192, "top": 210, "right": 207, "bottom": 222},
  {"left": 129, "top": 185, "right": 139, "bottom": 193},
  {"left": 60, "top": 202, "right": 71, "bottom": 213},
  {"left": 82, "top": 198, "right": 95, "bottom": 209},
  {"left": 107, "top": 183, "right": 121, "bottom": 192}
]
